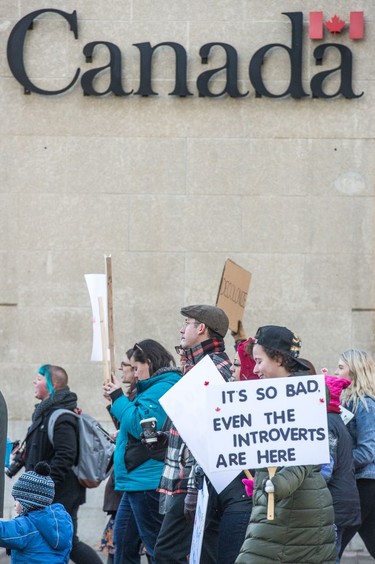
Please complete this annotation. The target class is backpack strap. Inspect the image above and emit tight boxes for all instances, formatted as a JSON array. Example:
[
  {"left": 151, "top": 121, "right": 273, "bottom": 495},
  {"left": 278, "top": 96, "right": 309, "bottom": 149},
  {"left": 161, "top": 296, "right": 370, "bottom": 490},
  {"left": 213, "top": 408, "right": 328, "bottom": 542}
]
[{"left": 47, "top": 408, "right": 79, "bottom": 446}]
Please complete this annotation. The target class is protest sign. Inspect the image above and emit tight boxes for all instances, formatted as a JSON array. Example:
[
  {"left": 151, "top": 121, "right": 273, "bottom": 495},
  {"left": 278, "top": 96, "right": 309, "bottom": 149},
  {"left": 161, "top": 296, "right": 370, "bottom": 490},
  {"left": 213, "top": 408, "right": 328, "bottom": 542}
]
[
  {"left": 85, "top": 273, "right": 107, "bottom": 361},
  {"left": 206, "top": 375, "right": 330, "bottom": 473},
  {"left": 85, "top": 256, "right": 115, "bottom": 379},
  {"left": 189, "top": 479, "right": 209, "bottom": 564},
  {"left": 159, "top": 355, "right": 241, "bottom": 493},
  {"left": 216, "top": 259, "right": 251, "bottom": 332}
]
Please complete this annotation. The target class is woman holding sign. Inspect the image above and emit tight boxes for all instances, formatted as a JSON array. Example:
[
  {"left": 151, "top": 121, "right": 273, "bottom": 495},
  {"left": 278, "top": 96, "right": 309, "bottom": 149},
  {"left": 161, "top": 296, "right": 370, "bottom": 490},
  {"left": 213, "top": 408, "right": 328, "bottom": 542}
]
[
  {"left": 335, "top": 349, "right": 375, "bottom": 559},
  {"left": 236, "top": 325, "right": 336, "bottom": 564}
]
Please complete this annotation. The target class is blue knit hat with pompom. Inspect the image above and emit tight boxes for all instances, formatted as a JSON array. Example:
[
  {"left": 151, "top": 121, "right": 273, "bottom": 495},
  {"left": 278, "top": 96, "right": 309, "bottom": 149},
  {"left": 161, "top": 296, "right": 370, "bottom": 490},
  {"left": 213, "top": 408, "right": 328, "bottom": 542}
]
[{"left": 12, "top": 461, "right": 55, "bottom": 513}]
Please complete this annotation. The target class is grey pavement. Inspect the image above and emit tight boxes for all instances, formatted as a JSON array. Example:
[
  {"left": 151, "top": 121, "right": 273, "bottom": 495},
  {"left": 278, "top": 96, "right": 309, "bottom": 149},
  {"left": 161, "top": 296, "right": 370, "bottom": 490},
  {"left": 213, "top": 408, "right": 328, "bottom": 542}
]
[
  {"left": 340, "top": 536, "right": 374, "bottom": 563},
  {"left": 0, "top": 541, "right": 372, "bottom": 563},
  {"left": 341, "top": 550, "right": 374, "bottom": 564},
  {"left": 0, "top": 547, "right": 373, "bottom": 563},
  {"left": 0, "top": 547, "right": 149, "bottom": 562}
]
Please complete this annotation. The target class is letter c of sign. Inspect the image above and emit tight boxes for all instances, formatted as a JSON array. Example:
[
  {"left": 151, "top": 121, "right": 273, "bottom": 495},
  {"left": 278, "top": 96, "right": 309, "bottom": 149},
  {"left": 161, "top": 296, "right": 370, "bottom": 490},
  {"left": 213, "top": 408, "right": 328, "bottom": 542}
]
[{"left": 7, "top": 9, "right": 80, "bottom": 95}]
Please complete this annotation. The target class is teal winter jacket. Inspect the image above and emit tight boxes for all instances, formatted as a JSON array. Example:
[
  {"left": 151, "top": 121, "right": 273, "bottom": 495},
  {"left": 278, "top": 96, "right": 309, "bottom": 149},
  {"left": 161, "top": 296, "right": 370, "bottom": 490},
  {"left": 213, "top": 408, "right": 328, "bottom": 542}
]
[{"left": 111, "top": 368, "right": 181, "bottom": 492}]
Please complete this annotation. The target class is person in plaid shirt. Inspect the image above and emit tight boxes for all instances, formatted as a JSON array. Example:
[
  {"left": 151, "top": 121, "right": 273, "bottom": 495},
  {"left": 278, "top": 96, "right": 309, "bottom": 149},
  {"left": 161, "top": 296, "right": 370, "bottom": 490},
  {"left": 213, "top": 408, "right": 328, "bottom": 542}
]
[{"left": 154, "top": 304, "right": 249, "bottom": 564}]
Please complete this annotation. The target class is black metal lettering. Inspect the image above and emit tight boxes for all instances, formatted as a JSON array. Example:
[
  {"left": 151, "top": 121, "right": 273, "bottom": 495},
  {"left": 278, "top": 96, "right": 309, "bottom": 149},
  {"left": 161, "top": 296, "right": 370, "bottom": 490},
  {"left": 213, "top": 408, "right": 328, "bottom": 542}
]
[
  {"left": 249, "top": 12, "right": 308, "bottom": 99},
  {"left": 311, "top": 44, "right": 363, "bottom": 99},
  {"left": 81, "top": 41, "right": 132, "bottom": 96},
  {"left": 7, "top": 9, "right": 79, "bottom": 95},
  {"left": 197, "top": 43, "right": 248, "bottom": 98},
  {"left": 133, "top": 42, "right": 192, "bottom": 97}
]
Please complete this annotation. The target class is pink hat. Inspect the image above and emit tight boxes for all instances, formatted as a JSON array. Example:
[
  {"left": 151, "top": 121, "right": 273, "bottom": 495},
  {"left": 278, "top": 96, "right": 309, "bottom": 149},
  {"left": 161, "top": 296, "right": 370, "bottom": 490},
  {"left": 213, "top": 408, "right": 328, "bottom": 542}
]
[
  {"left": 324, "top": 374, "right": 351, "bottom": 413},
  {"left": 237, "top": 339, "right": 258, "bottom": 381}
]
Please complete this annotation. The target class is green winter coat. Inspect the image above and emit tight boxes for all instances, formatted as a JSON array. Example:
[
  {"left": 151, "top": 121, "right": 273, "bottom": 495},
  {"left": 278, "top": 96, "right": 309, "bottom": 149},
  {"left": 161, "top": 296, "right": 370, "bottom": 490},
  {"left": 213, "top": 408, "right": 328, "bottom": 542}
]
[{"left": 235, "top": 465, "right": 336, "bottom": 563}]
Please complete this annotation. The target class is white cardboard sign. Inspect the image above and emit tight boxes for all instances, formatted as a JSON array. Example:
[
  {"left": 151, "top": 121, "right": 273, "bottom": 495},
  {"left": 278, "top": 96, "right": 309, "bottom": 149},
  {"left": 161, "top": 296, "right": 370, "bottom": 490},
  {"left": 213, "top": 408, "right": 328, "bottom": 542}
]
[
  {"left": 206, "top": 375, "right": 330, "bottom": 473},
  {"left": 189, "top": 479, "right": 209, "bottom": 564},
  {"left": 85, "top": 273, "right": 107, "bottom": 361},
  {"left": 159, "top": 356, "right": 241, "bottom": 493}
]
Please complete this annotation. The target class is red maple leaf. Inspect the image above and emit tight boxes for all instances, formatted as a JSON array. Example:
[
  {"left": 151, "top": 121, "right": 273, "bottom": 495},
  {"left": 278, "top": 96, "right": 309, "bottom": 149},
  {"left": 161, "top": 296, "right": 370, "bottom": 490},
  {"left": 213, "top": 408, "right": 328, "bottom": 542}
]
[
  {"left": 204, "top": 381, "right": 209, "bottom": 386},
  {"left": 215, "top": 407, "right": 221, "bottom": 412},
  {"left": 325, "top": 15, "right": 345, "bottom": 34}
]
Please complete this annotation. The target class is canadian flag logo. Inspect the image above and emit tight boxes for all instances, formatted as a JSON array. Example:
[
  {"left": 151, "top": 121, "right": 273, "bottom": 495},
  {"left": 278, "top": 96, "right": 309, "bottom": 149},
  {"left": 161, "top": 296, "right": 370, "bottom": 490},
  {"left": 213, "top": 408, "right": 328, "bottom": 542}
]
[{"left": 309, "top": 11, "right": 364, "bottom": 40}]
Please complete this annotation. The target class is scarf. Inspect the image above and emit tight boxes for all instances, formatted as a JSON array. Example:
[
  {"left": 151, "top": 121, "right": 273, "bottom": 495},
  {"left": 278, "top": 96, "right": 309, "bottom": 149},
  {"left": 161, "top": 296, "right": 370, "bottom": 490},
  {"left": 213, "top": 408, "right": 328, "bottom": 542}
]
[
  {"left": 32, "top": 387, "right": 77, "bottom": 422},
  {"left": 184, "top": 338, "right": 233, "bottom": 381}
]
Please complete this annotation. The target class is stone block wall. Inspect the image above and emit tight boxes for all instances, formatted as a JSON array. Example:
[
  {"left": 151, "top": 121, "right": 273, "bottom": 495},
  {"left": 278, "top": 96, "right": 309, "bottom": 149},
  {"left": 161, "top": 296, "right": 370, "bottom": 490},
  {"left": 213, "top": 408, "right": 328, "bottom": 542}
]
[{"left": 0, "top": 4, "right": 374, "bottom": 539}]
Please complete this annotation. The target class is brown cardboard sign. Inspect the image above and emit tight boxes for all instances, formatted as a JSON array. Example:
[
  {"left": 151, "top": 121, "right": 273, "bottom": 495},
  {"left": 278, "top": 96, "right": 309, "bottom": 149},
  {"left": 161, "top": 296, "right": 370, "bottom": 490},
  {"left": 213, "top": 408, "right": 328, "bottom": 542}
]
[{"left": 216, "top": 259, "right": 252, "bottom": 333}]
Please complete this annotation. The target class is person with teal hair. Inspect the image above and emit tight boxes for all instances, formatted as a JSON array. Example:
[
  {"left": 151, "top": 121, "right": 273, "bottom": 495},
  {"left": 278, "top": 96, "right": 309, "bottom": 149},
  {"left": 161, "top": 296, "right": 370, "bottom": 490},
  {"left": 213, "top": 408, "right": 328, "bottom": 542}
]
[
  {"left": 38, "top": 365, "right": 55, "bottom": 396},
  {"left": 24, "top": 364, "right": 103, "bottom": 564}
]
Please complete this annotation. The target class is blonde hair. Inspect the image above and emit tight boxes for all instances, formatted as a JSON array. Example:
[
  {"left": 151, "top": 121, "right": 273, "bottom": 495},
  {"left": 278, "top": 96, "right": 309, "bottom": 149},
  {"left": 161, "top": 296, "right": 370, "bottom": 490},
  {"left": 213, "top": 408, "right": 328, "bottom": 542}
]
[{"left": 340, "top": 349, "right": 375, "bottom": 412}]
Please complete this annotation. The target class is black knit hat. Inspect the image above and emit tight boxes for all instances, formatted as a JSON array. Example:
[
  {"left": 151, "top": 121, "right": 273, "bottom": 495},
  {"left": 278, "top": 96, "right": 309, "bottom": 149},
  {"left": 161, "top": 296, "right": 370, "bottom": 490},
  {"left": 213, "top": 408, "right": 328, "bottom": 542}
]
[{"left": 12, "top": 461, "right": 55, "bottom": 513}]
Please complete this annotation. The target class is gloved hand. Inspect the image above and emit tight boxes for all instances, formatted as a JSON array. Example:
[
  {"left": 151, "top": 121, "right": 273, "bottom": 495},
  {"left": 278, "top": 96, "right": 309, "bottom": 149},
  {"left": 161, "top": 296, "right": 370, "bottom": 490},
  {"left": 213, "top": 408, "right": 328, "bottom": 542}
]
[
  {"left": 184, "top": 488, "right": 198, "bottom": 522},
  {"left": 140, "top": 431, "right": 168, "bottom": 451},
  {"left": 264, "top": 479, "right": 275, "bottom": 494},
  {"left": 231, "top": 320, "right": 246, "bottom": 343},
  {"left": 242, "top": 478, "right": 254, "bottom": 497}
]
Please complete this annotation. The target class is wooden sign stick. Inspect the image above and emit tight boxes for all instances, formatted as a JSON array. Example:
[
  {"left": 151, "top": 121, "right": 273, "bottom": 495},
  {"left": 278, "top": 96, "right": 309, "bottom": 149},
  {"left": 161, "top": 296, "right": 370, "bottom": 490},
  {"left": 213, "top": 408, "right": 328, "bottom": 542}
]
[
  {"left": 267, "top": 466, "right": 277, "bottom": 520},
  {"left": 244, "top": 469, "right": 253, "bottom": 480},
  {"left": 99, "top": 296, "right": 110, "bottom": 384},
  {"left": 105, "top": 255, "right": 115, "bottom": 377}
]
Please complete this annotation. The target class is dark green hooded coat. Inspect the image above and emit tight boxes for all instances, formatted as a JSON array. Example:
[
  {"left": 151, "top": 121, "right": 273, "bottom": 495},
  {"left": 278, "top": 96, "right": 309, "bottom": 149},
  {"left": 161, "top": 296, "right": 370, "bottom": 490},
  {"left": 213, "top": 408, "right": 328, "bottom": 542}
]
[{"left": 235, "top": 465, "right": 336, "bottom": 563}]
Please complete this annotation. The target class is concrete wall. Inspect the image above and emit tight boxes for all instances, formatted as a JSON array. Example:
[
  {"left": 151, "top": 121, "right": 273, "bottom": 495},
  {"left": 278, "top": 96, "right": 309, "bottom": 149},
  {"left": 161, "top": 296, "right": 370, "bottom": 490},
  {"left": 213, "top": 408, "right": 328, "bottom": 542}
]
[{"left": 1, "top": 0, "right": 374, "bottom": 544}]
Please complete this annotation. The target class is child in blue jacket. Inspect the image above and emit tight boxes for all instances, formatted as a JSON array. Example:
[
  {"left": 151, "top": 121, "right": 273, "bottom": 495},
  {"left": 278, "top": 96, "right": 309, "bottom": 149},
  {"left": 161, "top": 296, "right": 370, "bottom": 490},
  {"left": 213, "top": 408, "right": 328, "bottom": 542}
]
[{"left": 0, "top": 461, "right": 73, "bottom": 563}]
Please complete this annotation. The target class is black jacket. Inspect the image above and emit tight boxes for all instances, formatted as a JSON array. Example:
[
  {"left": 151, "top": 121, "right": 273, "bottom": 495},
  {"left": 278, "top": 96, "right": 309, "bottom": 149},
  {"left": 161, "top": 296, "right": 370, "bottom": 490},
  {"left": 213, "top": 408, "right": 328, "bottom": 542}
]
[
  {"left": 25, "top": 387, "right": 85, "bottom": 512},
  {"left": 327, "top": 412, "right": 361, "bottom": 528}
]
